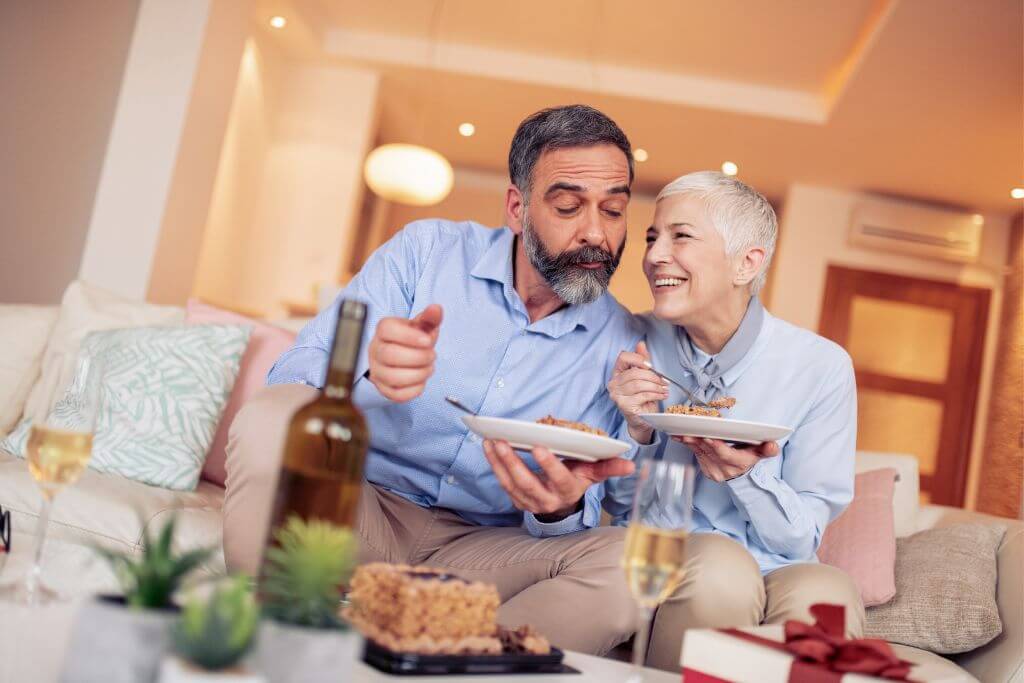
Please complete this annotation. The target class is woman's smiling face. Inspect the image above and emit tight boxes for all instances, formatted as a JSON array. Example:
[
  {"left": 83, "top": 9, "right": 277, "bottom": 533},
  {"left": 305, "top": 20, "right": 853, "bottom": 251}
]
[{"left": 643, "top": 193, "right": 737, "bottom": 326}]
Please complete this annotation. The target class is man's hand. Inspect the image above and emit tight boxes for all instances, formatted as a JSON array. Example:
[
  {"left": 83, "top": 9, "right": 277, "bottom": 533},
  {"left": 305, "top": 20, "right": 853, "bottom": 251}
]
[
  {"left": 677, "top": 436, "right": 780, "bottom": 482},
  {"left": 367, "top": 304, "right": 443, "bottom": 402},
  {"left": 482, "top": 440, "right": 634, "bottom": 520}
]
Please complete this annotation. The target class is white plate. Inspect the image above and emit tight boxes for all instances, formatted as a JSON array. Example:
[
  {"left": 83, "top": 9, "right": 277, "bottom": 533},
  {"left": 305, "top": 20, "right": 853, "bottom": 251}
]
[
  {"left": 639, "top": 413, "right": 792, "bottom": 445},
  {"left": 462, "top": 415, "right": 631, "bottom": 462}
]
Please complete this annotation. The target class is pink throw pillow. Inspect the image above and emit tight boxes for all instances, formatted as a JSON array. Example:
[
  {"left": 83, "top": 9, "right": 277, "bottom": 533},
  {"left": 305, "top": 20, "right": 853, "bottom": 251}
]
[
  {"left": 817, "top": 467, "right": 898, "bottom": 607},
  {"left": 186, "top": 299, "right": 296, "bottom": 486}
]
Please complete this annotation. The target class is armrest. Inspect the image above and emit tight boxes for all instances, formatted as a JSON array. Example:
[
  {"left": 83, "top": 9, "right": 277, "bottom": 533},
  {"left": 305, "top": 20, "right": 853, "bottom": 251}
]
[{"left": 921, "top": 506, "right": 1023, "bottom": 683}]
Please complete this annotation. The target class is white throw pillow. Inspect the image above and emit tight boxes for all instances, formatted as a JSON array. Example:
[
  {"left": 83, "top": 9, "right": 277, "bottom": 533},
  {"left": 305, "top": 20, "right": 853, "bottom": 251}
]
[
  {"left": 21, "top": 281, "right": 184, "bottom": 425},
  {"left": 0, "top": 305, "right": 58, "bottom": 434},
  {"left": 2, "top": 324, "right": 251, "bottom": 491}
]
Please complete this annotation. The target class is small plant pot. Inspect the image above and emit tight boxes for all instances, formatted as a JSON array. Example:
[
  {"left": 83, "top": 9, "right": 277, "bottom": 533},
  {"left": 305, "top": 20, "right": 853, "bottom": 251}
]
[
  {"left": 256, "top": 620, "right": 362, "bottom": 682},
  {"left": 60, "top": 595, "right": 180, "bottom": 683},
  {"left": 158, "top": 656, "right": 265, "bottom": 683}
]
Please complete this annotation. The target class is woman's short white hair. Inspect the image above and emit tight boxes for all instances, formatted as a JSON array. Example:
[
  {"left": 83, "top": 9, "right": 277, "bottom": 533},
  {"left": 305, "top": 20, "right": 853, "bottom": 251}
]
[{"left": 656, "top": 171, "right": 777, "bottom": 294}]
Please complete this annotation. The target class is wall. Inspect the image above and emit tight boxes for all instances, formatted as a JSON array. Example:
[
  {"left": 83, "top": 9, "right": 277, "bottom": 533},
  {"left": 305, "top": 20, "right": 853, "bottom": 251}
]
[
  {"left": 977, "top": 213, "right": 1023, "bottom": 519},
  {"left": 145, "top": 0, "right": 253, "bottom": 305},
  {"left": 192, "top": 36, "right": 283, "bottom": 315},
  {"left": 193, "top": 50, "right": 380, "bottom": 317},
  {"left": 770, "top": 183, "right": 1013, "bottom": 509},
  {"left": 0, "top": 0, "right": 140, "bottom": 303}
]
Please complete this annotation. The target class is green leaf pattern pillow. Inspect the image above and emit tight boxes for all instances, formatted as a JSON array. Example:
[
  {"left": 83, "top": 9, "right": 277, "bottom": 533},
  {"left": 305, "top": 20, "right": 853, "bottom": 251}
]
[{"left": 0, "top": 325, "right": 250, "bottom": 491}]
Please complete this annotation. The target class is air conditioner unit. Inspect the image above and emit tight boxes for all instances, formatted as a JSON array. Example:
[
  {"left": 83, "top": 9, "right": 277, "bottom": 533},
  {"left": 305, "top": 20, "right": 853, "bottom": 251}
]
[{"left": 848, "top": 196, "right": 982, "bottom": 264}]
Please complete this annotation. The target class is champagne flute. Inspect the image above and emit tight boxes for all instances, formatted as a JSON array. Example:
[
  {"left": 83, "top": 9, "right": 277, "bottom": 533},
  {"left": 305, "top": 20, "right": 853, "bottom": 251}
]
[
  {"left": 623, "top": 459, "right": 695, "bottom": 680},
  {"left": 2, "top": 355, "right": 103, "bottom": 605}
]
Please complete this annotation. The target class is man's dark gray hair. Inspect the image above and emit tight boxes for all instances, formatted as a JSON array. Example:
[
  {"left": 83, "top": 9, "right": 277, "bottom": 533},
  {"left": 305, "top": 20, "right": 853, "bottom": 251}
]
[{"left": 508, "top": 105, "right": 634, "bottom": 197}]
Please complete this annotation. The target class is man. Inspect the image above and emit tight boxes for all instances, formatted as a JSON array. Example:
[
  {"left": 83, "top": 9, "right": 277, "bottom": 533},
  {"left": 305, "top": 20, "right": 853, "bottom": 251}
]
[{"left": 224, "top": 105, "right": 642, "bottom": 654}]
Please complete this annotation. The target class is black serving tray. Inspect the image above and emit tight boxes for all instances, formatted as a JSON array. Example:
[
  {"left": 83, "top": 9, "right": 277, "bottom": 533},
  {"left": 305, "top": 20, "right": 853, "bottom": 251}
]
[{"left": 362, "top": 640, "right": 580, "bottom": 676}]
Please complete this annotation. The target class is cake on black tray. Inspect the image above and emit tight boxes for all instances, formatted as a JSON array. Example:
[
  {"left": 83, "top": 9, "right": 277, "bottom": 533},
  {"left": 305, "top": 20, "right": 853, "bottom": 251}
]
[{"left": 346, "top": 563, "right": 551, "bottom": 656}]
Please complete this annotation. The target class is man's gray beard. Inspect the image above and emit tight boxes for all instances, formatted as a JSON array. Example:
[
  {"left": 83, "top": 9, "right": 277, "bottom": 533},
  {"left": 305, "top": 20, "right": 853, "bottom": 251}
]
[{"left": 521, "top": 213, "right": 623, "bottom": 306}]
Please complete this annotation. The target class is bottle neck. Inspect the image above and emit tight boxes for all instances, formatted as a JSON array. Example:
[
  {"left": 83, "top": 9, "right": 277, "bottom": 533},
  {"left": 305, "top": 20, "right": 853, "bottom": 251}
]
[{"left": 323, "top": 310, "right": 365, "bottom": 402}]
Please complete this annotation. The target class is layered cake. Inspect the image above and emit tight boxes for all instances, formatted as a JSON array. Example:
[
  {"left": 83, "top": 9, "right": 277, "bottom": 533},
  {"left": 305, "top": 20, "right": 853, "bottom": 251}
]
[
  {"left": 347, "top": 563, "right": 550, "bottom": 655},
  {"left": 666, "top": 404, "right": 722, "bottom": 417},
  {"left": 666, "top": 396, "right": 737, "bottom": 418},
  {"left": 536, "top": 415, "right": 607, "bottom": 436}
]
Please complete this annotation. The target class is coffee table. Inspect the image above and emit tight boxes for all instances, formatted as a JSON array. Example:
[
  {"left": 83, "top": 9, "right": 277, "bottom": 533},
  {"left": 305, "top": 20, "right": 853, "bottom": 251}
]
[{"left": 0, "top": 594, "right": 676, "bottom": 682}]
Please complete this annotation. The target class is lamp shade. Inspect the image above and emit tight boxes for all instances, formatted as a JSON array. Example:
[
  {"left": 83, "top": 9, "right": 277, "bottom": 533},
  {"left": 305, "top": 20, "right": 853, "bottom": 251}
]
[{"left": 363, "top": 143, "right": 454, "bottom": 206}]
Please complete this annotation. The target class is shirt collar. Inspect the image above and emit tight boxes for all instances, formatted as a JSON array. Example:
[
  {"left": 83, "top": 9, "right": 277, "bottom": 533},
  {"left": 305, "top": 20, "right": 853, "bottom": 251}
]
[
  {"left": 715, "top": 312, "right": 774, "bottom": 387},
  {"left": 469, "top": 226, "right": 515, "bottom": 285},
  {"left": 469, "top": 226, "right": 600, "bottom": 338}
]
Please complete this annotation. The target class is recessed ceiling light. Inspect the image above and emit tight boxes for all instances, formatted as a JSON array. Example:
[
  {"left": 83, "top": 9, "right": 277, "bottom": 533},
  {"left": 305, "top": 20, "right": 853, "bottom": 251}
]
[
  {"left": 458, "top": 122, "right": 475, "bottom": 137},
  {"left": 971, "top": 214, "right": 984, "bottom": 226},
  {"left": 269, "top": 16, "right": 287, "bottom": 29},
  {"left": 634, "top": 148, "right": 649, "bottom": 162},
  {"left": 1012, "top": 187, "right": 1024, "bottom": 199},
  {"left": 721, "top": 161, "right": 738, "bottom": 176}
]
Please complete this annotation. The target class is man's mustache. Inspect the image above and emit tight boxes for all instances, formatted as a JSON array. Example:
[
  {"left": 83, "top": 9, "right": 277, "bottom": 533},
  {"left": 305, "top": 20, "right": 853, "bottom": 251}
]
[{"left": 558, "top": 245, "right": 615, "bottom": 268}]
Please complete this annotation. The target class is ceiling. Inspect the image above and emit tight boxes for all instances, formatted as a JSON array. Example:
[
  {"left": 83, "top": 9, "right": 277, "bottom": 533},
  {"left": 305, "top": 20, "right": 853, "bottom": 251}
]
[{"left": 266, "top": 0, "right": 1023, "bottom": 213}]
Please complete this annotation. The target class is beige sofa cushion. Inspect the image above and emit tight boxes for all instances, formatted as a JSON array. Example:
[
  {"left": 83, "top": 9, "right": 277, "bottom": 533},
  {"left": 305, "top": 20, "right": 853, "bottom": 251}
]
[
  {"left": 0, "top": 305, "right": 58, "bottom": 434},
  {"left": 0, "top": 450, "right": 223, "bottom": 565},
  {"left": 21, "top": 281, "right": 183, "bottom": 425},
  {"left": 888, "top": 644, "right": 979, "bottom": 683},
  {"left": 866, "top": 524, "right": 1005, "bottom": 655}
]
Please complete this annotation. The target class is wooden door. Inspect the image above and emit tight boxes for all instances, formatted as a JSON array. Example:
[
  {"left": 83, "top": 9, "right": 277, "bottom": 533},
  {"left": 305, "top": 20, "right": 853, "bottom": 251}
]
[{"left": 819, "top": 265, "right": 990, "bottom": 506}]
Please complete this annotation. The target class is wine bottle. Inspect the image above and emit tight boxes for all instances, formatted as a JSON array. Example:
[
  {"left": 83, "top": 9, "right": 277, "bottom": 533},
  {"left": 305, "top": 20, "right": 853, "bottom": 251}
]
[{"left": 263, "top": 299, "right": 370, "bottom": 546}]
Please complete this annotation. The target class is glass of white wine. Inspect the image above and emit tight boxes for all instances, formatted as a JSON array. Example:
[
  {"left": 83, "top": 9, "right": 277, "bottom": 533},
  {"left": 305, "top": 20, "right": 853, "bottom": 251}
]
[
  {"left": 623, "top": 459, "right": 695, "bottom": 680},
  {"left": 3, "top": 355, "right": 103, "bottom": 605}
]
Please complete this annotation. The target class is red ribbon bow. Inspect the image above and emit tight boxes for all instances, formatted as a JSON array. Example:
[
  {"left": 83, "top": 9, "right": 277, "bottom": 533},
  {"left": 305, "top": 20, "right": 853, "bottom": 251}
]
[{"left": 717, "top": 604, "right": 916, "bottom": 682}]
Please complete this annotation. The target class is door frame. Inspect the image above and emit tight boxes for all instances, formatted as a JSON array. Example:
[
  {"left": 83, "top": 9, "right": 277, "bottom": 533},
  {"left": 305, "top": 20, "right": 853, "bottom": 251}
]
[{"left": 819, "top": 265, "right": 991, "bottom": 506}]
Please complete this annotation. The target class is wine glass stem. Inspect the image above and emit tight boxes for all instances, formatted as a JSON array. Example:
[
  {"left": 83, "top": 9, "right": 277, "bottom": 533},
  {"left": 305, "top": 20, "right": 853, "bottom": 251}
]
[
  {"left": 631, "top": 605, "right": 654, "bottom": 678},
  {"left": 25, "top": 494, "right": 53, "bottom": 602}
]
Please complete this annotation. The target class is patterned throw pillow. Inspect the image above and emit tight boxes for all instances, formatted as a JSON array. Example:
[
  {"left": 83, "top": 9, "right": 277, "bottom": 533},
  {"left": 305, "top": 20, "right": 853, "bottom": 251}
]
[{"left": 0, "top": 325, "right": 250, "bottom": 491}]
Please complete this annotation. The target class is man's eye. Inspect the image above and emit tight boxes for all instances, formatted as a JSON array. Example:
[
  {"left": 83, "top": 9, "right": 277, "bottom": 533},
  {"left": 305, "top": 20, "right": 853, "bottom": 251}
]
[
  {"left": 556, "top": 206, "right": 579, "bottom": 215},
  {"left": 674, "top": 232, "right": 693, "bottom": 240},
  {"left": 604, "top": 209, "right": 622, "bottom": 218}
]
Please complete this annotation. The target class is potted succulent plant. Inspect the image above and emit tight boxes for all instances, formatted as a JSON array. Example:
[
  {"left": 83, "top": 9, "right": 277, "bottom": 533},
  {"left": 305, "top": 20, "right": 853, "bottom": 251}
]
[
  {"left": 256, "top": 515, "right": 362, "bottom": 683},
  {"left": 159, "top": 575, "right": 263, "bottom": 682},
  {"left": 60, "top": 515, "right": 216, "bottom": 683}
]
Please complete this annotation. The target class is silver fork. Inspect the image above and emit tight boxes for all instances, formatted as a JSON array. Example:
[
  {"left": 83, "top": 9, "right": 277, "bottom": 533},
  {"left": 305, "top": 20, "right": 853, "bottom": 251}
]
[
  {"left": 445, "top": 396, "right": 477, "bottom": 415},
  {"left": 642, "top": 361, "right": 710, "bottom": 408}
]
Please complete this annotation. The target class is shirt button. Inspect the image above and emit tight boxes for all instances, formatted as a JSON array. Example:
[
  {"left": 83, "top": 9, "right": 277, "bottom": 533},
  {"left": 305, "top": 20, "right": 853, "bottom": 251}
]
[
  {"left": 446, "top": 474, "right": 456, "bottom": 485},
  {"left": 496, "top": 378, "right": 505, "bottom": 388},
  {"left": 469, "top": 433, "right": 480, "bottom": 443}
]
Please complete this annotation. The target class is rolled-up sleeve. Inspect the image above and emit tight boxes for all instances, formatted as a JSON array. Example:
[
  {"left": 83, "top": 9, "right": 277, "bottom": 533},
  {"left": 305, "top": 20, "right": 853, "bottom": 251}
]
[
  {"left": 268, "top": 222, "right": 435, "bottom": 397},
  {"left": 725, "top": 357, "right": 857, "bottom": 562},
  {"left": 523, "top": 484, "right": 604, "bottom": 537}
]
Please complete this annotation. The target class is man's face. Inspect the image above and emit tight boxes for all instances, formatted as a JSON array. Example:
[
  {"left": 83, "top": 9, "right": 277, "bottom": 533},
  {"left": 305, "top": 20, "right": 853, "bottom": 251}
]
[{"left": 510, "top": 144, "right": 631, "bottom": 305}]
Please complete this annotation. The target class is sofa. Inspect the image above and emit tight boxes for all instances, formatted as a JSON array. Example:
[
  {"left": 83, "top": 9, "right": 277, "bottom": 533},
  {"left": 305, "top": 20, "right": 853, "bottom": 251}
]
[{"left": 0, "top": 295, "right": 1020, "bottom": 682}]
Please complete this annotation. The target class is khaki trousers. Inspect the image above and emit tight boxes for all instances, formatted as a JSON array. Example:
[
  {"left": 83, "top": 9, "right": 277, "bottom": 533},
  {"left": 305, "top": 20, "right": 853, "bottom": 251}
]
[
  {"left": 223, "top": 384, "right": 637, "bottom": 655},
  {"left": 644, "top": 533, "right": 866, "bottom": 671}
]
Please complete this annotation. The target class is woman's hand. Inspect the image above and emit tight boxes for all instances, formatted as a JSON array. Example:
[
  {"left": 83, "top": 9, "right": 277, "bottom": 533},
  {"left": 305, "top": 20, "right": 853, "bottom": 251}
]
[
  {"left": 677, "top": 436, "right": 780, "bottom": 482},
  {"left": 607, "top": 341, "right": 669, "bottom": 444}
]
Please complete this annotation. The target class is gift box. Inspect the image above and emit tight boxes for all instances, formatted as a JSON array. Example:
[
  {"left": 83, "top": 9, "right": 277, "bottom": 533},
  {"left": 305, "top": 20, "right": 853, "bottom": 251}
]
[{"left": 680, "top": 604, "right": 969, "bottom": 683}]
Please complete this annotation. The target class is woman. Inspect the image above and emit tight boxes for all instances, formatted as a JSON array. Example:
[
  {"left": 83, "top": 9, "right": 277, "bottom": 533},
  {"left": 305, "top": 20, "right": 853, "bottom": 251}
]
[{"left": 606, "top": 171, "right": 863, "bottom": 671}]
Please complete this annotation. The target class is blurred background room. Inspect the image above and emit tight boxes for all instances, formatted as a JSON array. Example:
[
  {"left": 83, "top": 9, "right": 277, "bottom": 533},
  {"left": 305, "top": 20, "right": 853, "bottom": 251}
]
[{"left": 2, "top": 0, "right": 1022, "bottom": 517}]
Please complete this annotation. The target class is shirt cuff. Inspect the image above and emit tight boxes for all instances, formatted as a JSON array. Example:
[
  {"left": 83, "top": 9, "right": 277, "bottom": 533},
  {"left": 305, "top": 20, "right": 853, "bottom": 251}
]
[
  {"left": 523, "top": 487, "right": 602, "bottom": 538},
  {"left": 725, "top": 458, "right": 788, "bottom": 520},
  {"left": 632, "top": 431, "right": 665, "bottom": 461},
  {"left": 267, "top": 347, "right": 326, "bottom": 387}
]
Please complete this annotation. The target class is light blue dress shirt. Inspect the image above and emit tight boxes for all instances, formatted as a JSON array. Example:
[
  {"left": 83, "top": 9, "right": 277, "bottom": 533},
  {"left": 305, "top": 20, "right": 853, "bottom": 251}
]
[
  {"left": 605, "top": 312, "right": 857, "bottom": 573},
  {"left": 268, "top": 219, "right": 642, "bottom": 537}
]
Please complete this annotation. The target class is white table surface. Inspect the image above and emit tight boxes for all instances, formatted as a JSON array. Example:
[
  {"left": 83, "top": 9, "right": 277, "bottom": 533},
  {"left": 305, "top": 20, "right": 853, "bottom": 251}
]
[{"left": 0, "top": 583, "right": 676, "bottom": 683}]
